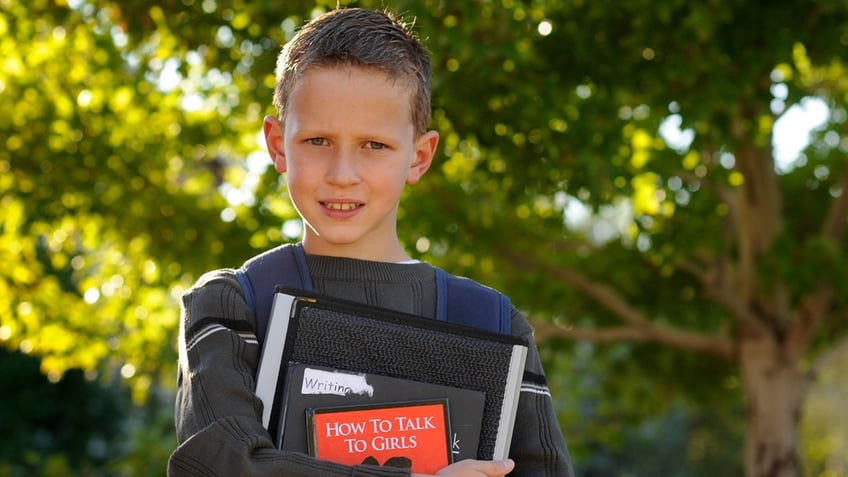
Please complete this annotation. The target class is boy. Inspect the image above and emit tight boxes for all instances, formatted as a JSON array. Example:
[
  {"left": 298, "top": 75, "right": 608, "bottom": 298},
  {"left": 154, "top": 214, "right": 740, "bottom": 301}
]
[{"left": 169, "top": 8, "right": 575, "bottom": 477}]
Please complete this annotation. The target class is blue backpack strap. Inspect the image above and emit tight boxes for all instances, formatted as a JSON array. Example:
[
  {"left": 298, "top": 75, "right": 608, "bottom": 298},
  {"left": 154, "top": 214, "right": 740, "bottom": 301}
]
[
  {"left": 237, "top": 246, "right": 510, "bottom": 343},
  {"left": 234, "top": 243, "right": 312, "bottom": 345},
  {"left": 435, "top": 268, "right": 512, "bottom": 334}
]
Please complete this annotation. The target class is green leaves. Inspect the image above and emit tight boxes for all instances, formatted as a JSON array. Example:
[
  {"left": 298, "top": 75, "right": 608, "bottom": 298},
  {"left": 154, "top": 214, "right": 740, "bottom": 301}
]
[{"left": 4, "top": 0, "right": 848, "bottom": 472}]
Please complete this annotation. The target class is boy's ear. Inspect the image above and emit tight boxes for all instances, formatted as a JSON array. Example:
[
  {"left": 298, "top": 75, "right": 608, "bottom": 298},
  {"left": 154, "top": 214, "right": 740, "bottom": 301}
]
[
  {"left": 407, "top": 130, "right": 439, "bottom": 185},
  {"left": 263, "top": 115, "right": 287, "bottom": 173}
]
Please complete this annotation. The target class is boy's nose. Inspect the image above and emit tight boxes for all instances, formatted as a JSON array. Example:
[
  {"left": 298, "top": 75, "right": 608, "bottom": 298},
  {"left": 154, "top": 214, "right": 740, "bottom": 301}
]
[{"left": 324, "top": 150, "right": 361, "bottom": 186}]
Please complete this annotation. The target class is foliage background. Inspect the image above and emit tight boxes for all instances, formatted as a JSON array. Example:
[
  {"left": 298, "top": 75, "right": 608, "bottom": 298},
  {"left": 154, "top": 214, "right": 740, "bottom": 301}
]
[{"left": 2, "top": 0, "right": 847, "bottom": 475}]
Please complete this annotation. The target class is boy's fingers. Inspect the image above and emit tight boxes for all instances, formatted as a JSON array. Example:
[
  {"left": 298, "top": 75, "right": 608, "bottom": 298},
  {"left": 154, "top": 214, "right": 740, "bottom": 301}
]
[
  {"left": 498, "top": 458, "right": 516, "bottom": 472},
  {"left": 424, "top": 458, "right": 515, "bottom": 477},
  {"left": 481, "top": 459, "right": 515, "bottom": 476}
]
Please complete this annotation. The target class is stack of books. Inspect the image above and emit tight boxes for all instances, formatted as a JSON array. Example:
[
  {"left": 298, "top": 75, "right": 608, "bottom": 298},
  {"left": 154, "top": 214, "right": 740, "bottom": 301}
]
[{"left": 255, "top": 287, "right": 528, "bottom": 472}]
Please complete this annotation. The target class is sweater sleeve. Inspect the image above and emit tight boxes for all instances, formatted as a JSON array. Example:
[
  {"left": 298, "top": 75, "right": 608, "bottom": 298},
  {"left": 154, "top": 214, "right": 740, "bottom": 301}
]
[
  {"left": 508, "top": 308, "right": 576, "bottom": 477},
  {"left": 167, "top": 270, "right": 410, "bottom": 477}
]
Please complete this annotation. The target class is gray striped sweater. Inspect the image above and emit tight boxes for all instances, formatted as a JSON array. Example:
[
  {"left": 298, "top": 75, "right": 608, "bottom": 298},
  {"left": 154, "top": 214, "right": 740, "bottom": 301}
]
[{"left": 168, "top": 253, "right": 574, "bottom": 476}]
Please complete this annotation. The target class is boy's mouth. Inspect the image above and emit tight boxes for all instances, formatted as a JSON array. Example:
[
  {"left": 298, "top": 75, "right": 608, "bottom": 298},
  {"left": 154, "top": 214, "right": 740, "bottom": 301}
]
[{"left": 322, "top": 202, "right": 361, "bottom": 211}]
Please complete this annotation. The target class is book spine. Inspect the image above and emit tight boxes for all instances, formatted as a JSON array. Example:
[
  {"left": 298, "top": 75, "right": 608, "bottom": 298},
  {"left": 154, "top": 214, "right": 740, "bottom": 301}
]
[
  {"left": 255, "top": 293, "right": 295, "bottom": 429},
  {"left": 491, "top": 344, "right": 528, "bottom": 460}
]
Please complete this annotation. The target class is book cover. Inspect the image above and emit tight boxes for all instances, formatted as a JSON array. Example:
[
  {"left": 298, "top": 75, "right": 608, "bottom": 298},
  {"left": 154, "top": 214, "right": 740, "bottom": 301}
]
[
  {"left": 277, "top": 362, "right": 484, "bottom": 461},
  {"left": 255, "top": 286, "right": 528, "bottom": 460},
  {"left": 306, "top": 399, "right": 452, "bottom": 473}
]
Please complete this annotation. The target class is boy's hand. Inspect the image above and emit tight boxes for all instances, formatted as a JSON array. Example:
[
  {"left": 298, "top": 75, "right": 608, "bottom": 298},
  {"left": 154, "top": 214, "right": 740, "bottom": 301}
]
[{"left": 412, "top": 458, "right": 515, "bottom": 477}]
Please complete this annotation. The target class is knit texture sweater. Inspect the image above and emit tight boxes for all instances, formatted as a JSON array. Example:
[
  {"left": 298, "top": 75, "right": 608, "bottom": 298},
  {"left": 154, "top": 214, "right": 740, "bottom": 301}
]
[{"left": 168, "top": 253, "right": 575, "bottom": 476}]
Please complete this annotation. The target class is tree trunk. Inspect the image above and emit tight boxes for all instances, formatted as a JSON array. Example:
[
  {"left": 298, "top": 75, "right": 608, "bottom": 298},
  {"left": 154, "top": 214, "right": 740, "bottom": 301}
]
[{"left": 739, "top": 327, "right": 807, "bottom": 477}]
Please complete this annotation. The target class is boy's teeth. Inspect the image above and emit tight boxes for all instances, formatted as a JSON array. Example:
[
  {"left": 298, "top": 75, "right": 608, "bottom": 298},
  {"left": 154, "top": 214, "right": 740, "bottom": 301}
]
[{"left": 326, "top": 202, "right": 358, "bottom": 211}]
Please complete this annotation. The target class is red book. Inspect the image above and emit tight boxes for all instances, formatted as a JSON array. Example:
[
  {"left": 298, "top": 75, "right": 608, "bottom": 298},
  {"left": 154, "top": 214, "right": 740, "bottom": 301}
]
[{"left": 306, "top": 400, "right": 452, "bottom": 473}]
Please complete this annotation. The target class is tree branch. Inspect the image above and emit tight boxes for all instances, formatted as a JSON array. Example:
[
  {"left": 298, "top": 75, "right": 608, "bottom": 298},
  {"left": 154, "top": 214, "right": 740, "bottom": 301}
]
[
  {"left": 501, "top": 246, "right": 735, "bottom": 360},
  {"left": 786, "top": 283, "right": 834, "bottom": 361},
  {"left": 677, "top": 258, "right": 766, "bottom": 333},
  {"left": 781, "top": 167, "right": 848, "bottom": 362},
  {"left": 530, "top": 319, "right": 734, "bottom": 360},
  {"left": 548, "top": 266, "right": 653, "bottom": 329},
  {"left": 821, "top": 166, "right": 848, "bottom": 241}
]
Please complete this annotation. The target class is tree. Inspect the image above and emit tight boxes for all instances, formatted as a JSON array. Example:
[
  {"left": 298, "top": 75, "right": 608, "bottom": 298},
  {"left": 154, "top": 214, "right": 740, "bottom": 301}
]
[
  {"left": 2, "top": 1, "right": 847, "bottom": 476},
  {"left": 409, "top": 2, "right": 848, "bottom": 476}
]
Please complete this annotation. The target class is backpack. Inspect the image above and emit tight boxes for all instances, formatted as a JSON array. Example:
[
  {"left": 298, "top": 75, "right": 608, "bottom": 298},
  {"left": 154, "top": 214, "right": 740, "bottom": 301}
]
[{"left": 234, "top": 243, "right": 512, "bottom": 347}]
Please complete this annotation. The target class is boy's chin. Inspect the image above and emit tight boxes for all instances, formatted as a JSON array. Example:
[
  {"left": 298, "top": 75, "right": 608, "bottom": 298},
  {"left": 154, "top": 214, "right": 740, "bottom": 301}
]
[{"left": 303, "top": 234, "right": 403, "bottom": 261}]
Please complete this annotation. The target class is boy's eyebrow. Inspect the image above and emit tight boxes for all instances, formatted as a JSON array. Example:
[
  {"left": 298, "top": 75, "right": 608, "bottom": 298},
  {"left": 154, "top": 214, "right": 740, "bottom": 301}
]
[{"left": 289, "top": 126, "right": 400, "bottom": 141}]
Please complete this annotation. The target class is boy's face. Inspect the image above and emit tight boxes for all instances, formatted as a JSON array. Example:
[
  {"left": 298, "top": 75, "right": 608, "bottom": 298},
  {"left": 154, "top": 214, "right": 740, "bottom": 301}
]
[{"left": 264, "top": 66, "right": 439, "bottom": 261}]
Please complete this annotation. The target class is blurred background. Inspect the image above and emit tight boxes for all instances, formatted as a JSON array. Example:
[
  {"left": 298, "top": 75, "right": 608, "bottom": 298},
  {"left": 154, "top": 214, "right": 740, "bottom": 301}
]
[{"left": 2, "top": 1, "right": 847, "bottom": 476}]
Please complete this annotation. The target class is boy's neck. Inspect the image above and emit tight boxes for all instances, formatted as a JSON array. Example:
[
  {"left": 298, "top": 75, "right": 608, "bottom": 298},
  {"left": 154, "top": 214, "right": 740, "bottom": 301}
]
[{"left": 301, "top": 236, "right": 411, "bottom": 263}]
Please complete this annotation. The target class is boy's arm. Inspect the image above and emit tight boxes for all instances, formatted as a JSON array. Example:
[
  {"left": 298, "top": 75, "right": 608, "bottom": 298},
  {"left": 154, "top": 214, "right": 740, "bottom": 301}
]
[
  {"left": 507, "top": 308, "right": 577, "bottom": 477},
  {"left": 168, "top": 270, "right": 408, "bottom": 477}
]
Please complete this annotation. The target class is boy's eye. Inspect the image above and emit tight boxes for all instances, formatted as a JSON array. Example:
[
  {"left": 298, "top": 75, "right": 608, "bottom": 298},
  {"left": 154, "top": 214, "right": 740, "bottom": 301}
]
[
  {"left": 365, "top": 141, "right": 386, "bottom": 150},
  {"left": 308, "top": 138, "right": 328, "bottom": 146}
]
